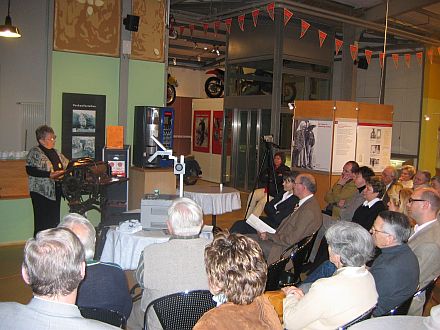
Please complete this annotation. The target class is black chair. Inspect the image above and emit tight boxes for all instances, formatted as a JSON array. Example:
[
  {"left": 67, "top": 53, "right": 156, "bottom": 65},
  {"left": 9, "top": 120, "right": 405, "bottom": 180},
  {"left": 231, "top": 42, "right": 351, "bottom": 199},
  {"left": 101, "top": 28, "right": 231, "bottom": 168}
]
[
  {"left": 265, "top": 232, "right": 317, "bottom": 291},
  {"left": 337, "top": 305, "right": 376, "bottom": 329},
  {"left": 79, "top": 306, "right": 127, "bottom": 328},
  {"left": 386, "top": 276, "right": 439, "bottom": 316},
  {"left": 143, "top": 290, "right": 216, "bottom": 330}
]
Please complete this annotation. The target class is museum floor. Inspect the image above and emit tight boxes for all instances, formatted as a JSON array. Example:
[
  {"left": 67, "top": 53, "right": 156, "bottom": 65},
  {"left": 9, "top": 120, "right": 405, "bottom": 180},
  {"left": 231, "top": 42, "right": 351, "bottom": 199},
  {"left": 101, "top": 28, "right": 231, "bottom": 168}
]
[{"left": 0, "top": 180, "right": 438, "bottom": 316}]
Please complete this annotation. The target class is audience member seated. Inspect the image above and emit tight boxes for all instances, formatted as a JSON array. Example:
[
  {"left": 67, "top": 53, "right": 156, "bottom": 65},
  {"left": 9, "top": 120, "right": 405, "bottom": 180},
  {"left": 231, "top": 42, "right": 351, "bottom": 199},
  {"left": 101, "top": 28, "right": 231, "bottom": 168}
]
[
  {"left": 0, "top": 228, "right": 115, "bottom": 329},
  {"left": 369, "top": 211, "right": 419, "bottom": 316},
  {"left": 282, "top": 221, "right": 377, "bottom": 330},
  {"left": 249, "top": 173, "right": 322, "bottom": 264},
  {"left": 308, "top": 166, "right": 375, "bottom": 264},
  {"left": 193, "top": 232, "right": 282, "bottom": 330},
  {"left": 351, "top": 304, "right": 440, "bottom": 330},
  {"left": 230, "top": 171, "right": 299, "bottom": 234},
  {"left": 387, "top": 186, "right": 413, "bottom": 220},
  {"left": 128, "top": 197, "right": 210, "bottom": 329},
  {"left": 245, "top": 152, "right": 290, "bottom": 218},
  {"left": 323, "top": 161, "right": 359, "bottom": 218},
  {"left": 59, "top": 213, "right": 132, "bottom": 319},
  {"left": 352, "top": 177, "right": 386, "bottom": 231},
  {"left": 407, "top": 187, "right": 440, "bottom": 315},
  {"left": 413, "top": 170, "right": 432, "bottom": 189},
  {"left": 399, "top": 165, "right": 416, "bottom": 189},
  {"left": 381, "top": 165, "right": 399, "bottom": 206},
  {"left": 431, "top": 176, "right": 440, "bottom": 194}
]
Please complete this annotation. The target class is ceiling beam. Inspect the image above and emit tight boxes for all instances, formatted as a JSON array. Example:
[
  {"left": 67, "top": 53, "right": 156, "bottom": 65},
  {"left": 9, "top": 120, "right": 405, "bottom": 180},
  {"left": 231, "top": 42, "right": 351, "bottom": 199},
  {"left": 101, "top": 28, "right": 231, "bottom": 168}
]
[{"left": 363, "top": 0, "right": 440, "bottom": 22}]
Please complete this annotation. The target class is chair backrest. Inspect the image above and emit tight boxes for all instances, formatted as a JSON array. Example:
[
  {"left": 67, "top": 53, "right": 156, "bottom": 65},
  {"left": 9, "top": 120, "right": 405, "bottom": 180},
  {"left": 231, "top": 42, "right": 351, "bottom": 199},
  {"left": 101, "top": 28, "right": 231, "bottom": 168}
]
[
  {"left": 79, "top": 306, "right": 127, "bottom": 328},
  {"left": 337, "top": 305, "right": 376, "bottom": 329},
  {"left": 265, "top": 255, "right": 291, "bottom": 291},
  {"left": 387, "top": 276, "right": 439, "bottom": 316},
  {"left": 144, "top": 290, "right": 216, "bottom": 330},
  {"left": 290, "top": 232, "right": 318, "bottom": 283}
]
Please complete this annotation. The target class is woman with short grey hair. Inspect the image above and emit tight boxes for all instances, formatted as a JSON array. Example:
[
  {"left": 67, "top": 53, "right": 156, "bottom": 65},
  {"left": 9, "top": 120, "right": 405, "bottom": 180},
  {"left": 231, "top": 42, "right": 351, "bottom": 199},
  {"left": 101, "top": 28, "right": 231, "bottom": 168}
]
[{"left": 282, "top": 221, "right": 378, "bottom": 330}]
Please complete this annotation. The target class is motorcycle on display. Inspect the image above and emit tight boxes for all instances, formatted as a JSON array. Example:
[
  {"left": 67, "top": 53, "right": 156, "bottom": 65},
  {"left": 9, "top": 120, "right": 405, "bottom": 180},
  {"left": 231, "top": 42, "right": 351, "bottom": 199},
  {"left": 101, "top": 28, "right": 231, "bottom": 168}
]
[
  {"left": 205, "top": 68, "right": 224, "bottom": 98},
  {"left": 183, "top": 155, "right": 202, "bottom": 185},
  {"left": 166, "top": 73, "right": 178, "bottom": 105}
]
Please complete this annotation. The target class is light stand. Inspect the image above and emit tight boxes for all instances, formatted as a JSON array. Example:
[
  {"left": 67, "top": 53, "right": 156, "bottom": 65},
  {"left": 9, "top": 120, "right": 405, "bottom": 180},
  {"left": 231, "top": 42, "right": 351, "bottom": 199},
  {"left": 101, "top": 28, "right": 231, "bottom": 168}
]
[{"left": 148, "top": 135, "right": 185, "bottom": 197}]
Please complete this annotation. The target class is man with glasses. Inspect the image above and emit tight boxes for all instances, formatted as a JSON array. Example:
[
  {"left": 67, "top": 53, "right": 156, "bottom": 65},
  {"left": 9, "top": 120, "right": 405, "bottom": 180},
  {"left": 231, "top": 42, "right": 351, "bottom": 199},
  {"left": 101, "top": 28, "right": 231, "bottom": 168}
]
[
  {"left": 369, "top": 211, "right": 419, "bottom": 316},
  {"left": 407, "top": 187, "right": 440, "bottom": 315}
]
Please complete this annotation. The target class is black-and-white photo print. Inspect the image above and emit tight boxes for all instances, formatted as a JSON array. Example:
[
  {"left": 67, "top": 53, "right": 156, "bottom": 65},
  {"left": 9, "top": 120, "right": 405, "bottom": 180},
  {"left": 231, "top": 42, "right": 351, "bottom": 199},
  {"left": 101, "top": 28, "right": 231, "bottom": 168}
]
[
  {"left": 72, "top": 110, "right": 96, "bottom": 133},
  {"left": 72, "top": 136, "right": 95, "bottom": 159}
]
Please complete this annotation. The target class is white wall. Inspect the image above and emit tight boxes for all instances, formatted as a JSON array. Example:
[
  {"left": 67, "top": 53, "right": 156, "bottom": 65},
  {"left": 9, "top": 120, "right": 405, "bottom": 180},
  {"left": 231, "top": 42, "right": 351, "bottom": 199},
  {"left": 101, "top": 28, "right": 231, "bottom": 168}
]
[
  {"left": 169, "top": 67, "right": 206, "bottom": 98},
  {"left": 332, "top": 55, "right": 422, "bottom": 157},
  {"left": 0, "top": 0, "right": 49, "bottom": 151}
]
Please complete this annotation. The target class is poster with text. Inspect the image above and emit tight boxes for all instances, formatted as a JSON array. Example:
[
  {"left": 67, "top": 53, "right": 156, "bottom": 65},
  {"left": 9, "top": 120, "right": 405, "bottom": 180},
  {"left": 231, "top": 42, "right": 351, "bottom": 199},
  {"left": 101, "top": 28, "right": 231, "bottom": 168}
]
[
  {"left": 291, "top": 119, "right": 332, "bottom": 171},
  {"left": 193, "top": 111, "right": 210, "bottom": 153},
  {"left": 356, "top": 123, "right": 392, "bottom": 172},
  {"left": 332, "top": 120, "right": 357, "bottom": 173}
]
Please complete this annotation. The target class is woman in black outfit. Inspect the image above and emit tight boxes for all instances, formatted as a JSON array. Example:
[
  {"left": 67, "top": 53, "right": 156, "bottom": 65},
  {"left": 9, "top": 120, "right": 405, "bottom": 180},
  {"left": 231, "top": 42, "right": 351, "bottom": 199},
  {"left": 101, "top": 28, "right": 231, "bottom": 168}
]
[{"left": 26, "top": 125, "right": 69, "bottom": 236}]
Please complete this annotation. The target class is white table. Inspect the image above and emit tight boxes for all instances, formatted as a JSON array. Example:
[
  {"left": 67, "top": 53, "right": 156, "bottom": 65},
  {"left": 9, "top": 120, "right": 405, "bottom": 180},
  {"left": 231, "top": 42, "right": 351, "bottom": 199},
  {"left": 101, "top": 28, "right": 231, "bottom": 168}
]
[
  {"left": 184, "top": 185, "right": 241, "bottom": 226},
  {"left": 100, "top": 227, "right": 170, "bottom": 270}
]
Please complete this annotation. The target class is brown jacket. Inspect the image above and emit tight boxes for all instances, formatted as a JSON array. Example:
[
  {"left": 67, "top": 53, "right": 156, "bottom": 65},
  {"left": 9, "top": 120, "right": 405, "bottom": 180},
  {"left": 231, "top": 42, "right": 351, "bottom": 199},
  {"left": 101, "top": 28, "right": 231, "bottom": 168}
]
[
  {"left": 193, "top": 295, "right": 282, "bottom": 330},
  {"left": 266, "top": 195, "right": 322, "bottom": 263}
]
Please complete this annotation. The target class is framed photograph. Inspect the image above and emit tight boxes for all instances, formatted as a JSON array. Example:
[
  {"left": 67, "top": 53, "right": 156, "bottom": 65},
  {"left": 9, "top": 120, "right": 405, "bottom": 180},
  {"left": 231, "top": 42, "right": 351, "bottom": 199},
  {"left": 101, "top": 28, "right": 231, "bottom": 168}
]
[
  {"left": 212, "top": 111, "right": 223, "bottom": 154},
  {"left": 72, "top": 136, "right": 95, "bottom": 159},
  {"left": 72, "top": 109, "right": 96, "bottom": 133},
  {"left": 193, "top": 110, "right": 210, "bottom": 153}
]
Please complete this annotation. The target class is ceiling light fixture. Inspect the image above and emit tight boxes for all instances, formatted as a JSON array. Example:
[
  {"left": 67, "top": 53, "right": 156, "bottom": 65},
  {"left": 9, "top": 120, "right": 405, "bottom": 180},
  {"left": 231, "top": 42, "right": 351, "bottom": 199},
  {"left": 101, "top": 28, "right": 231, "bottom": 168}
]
[
  {"left": 173, "top": 57, "right": 177, "bottom": 66},
  {"left": 203, "top": 46, "right": 208, "bottom": 51},
  {"left": 424, "top": 115, "right": 431, "bottom": 121},
  {"left": 197, "top": 55, "right": 201, "bottom": 62},
  {"left": 0, "top": 0, "right": 21, "bottom": 38}
]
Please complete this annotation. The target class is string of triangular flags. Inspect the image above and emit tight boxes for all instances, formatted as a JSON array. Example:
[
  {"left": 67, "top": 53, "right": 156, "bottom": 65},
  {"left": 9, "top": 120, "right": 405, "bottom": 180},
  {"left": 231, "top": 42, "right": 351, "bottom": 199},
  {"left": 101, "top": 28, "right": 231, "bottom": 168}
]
[{"left": 177, "top": 2, "right": 439, "bottom": 68}]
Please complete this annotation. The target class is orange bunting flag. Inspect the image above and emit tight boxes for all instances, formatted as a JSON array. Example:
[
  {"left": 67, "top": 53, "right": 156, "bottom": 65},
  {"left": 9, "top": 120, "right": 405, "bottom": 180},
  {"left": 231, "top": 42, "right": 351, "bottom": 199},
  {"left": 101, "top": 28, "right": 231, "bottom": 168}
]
[
  {"left": 350, "top": 44, "right": 358, "bottom": 61},
  {"left": 300, "top": 20, "right": 310, "bottom": 38},
  {"left": 203, "top": 23, "right": 209, "bottom": 35},
  {"left": 318, "top": 30, "right": 327, "bottom": 48},
  {"left": 252, "top": 9, "right": 259, "bottom": 27},
  {"left": 379, "top": 52, "right": 385, "bottom": 68},
  {"left": 392, "top": 53, "right": 399, "bottom": 69},
  {"left": 179, "top": 25, "right": 185, "bottom": 36},
  {"left": 284, "top": 8, "right": 293, "bottom": 26},
  {"left": 428, "top": 48, "right": 434, "bottom": 64},
  {"left": 364, "top": 49, "right": 372, "bottom": 64},
  {"left": 214, "top": 21, "right": 221, "bottom": 37},
  {"left": 189, "top": 24, "right": 195, "bottom": 36},
  {"left": 225, "top": 18, "right": 232, "bottom": 34},
  {"left": 335, "top": 38, "right": 343, "bottom": 55},
  {"left": 416, "top": 52, "right": 423, "bottom": 66},
  {"left": 404, "top": 54, "right": 411, "bottom": 68},
  {"left": 267, "top": 2, "right": 275, "bottom": 21}
]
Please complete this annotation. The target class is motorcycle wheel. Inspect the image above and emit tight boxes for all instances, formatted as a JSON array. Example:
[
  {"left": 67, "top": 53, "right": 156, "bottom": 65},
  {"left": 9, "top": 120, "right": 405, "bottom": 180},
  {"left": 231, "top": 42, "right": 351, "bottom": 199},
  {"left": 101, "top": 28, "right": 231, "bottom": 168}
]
[
  {"left": 205, "top": 77, "right": 224, "bottom": 98},
  {"left": 183, "top": 167, "right": 199, "bottom": 185},
  {"left": 167, "top": 84, "right": 176, "bottom": 105}
]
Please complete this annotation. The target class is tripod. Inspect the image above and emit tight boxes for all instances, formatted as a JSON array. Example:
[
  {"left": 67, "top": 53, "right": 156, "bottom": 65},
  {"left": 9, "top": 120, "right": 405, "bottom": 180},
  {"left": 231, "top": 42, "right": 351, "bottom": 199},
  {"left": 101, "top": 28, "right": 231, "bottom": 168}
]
[{"left": 243, "top": 141, "right": 280, "bottom": 220}]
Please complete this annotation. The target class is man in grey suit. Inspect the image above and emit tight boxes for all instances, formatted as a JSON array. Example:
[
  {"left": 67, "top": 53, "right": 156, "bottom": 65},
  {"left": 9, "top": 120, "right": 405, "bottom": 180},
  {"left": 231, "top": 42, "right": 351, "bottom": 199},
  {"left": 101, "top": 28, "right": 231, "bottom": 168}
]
[
  {"left": 128, "top": 197, "right": 210, "bottom": 329},
  {"left": 0, "top": 228, "right": 116, "bottom": 329},
  {"left": 256, "top": 173, "right": 322, "bottom": 264},
  {"left": 407, "top": 187, "right": 440, "bottom": 315}
]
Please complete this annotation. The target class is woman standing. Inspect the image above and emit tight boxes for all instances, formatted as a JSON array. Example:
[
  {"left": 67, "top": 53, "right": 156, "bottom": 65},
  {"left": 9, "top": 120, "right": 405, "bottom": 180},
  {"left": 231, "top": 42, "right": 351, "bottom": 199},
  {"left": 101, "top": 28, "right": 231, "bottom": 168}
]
[{"left": 26, "top": 125, "right": 69, "bottom": 236}]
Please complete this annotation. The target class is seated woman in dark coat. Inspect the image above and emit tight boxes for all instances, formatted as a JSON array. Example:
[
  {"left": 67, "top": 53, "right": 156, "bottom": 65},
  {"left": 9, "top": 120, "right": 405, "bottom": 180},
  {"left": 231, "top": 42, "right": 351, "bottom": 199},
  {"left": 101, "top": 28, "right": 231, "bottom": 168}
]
[{"left": 230, "top": 171, "right": 299, "bottom": 234}]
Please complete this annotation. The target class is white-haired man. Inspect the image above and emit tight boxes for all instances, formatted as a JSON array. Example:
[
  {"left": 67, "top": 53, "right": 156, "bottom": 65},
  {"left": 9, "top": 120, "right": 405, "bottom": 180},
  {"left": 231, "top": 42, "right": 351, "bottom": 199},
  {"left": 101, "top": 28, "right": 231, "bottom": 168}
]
[
  {"left": 59, "top": 213, "right": 132, "bottom": 319},
  {"left": 0, "top": 228, "right": 116, "bottom": 329},
  {"left": 128, "top": 197, "right": 210, "bottom": 329}
]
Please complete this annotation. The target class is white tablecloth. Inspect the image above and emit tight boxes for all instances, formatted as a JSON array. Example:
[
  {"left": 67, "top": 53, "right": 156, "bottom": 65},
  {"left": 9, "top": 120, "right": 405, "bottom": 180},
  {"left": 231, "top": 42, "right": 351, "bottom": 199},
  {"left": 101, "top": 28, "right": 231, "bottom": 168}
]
[
  {"left": 184, "top": 185, "right": 241, "bottom": 215},
  {"left": 100, "top": 228, "right": 170, "bottom": 270}
]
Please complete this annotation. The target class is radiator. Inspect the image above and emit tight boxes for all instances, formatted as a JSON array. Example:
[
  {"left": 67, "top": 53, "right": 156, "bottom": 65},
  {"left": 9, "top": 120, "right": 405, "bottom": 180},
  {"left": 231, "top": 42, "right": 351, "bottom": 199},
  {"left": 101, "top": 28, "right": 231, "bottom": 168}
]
[{"left": 18, "top": 102, "right": 45, "bottom": 150}]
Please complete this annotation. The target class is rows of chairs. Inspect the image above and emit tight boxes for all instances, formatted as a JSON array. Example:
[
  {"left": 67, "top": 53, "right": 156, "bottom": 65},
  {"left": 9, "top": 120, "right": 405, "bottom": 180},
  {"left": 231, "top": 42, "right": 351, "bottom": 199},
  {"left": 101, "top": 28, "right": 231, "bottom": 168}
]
[{"left": 80, "top": 229, "right": 438, "bottom": 329}]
